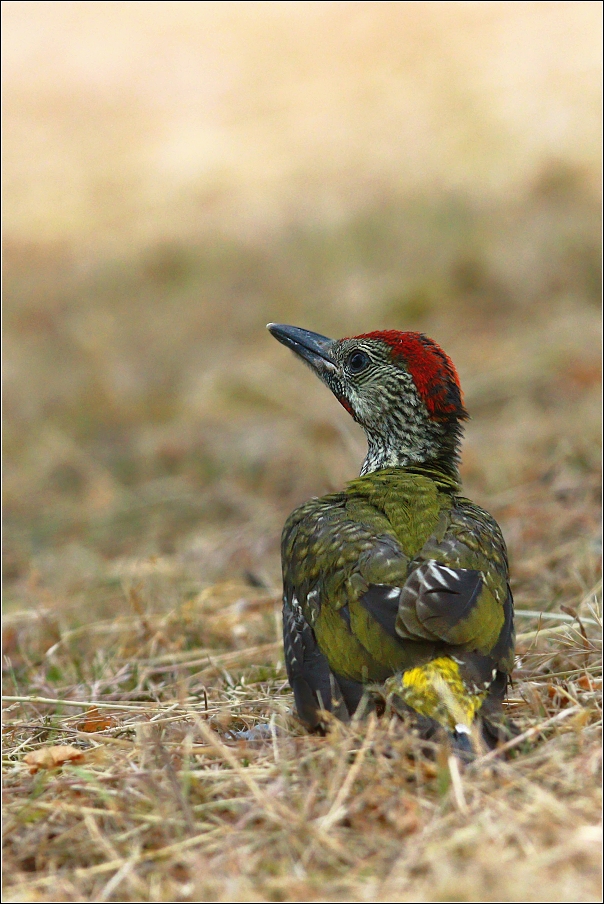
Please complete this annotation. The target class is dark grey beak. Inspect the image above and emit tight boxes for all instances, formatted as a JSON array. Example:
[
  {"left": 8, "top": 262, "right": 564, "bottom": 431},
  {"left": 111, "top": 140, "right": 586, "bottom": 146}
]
[{"left": 267, "top": 323, "right": 336, "bottom": 374}]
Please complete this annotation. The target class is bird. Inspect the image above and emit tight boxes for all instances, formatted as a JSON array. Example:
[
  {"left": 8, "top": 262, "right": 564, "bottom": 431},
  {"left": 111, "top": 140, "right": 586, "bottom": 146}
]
[{"left": 267, "top": 323, "right": 515, "bottom": 753}]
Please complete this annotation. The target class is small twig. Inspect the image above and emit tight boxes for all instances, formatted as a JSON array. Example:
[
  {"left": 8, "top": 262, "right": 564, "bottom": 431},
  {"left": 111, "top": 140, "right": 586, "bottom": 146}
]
[
  {"left": 476, "top": 706, "right": 582, "bottom": 764},
  {"left": 9, "top": 800, "right": 207, "bottom": 828},
  {"left": 319, "top": 715, "right": 376, "bottom": 832},
  {"left": 516, "top": 624, "right": 582, "bottom": 645},
  {"left": 515, "top": 609, "right": 600, "bottom": 628},
  {"left": 447, "top": 755, "right": 467, "bottom": 813},
  {"left": 2, "top": 696, "right": 157, "bottom": 712},
  {"left": 96, "top": 851, "right": 139, "bottom": 903}
]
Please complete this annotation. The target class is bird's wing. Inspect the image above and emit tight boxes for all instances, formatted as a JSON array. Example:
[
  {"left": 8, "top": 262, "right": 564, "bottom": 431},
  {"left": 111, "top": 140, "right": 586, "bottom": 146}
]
[
  {"left": 281, "top": 492, "right": 436, "bottom": 684},
  {"left": 281, "top": 493, "right": 390, "bottom": 724},
  {"left": 282, "top": 593, "right": 353, "bottom": 729},
  {"left": 362, "top": 497, "right": 515, "bottom": 673},
  {"left": 282, "top": 492, "right": 513, "bottom": 683},
  {"left": 358, "top": 496, "right": 515, "bottom": 736}
]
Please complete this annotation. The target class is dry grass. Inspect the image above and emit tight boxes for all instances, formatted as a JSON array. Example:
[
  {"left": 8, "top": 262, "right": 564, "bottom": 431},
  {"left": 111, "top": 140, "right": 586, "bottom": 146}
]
[
  {"left": 2, "top": 4, "right": 602, "bottom": 901},
  {"left": 2, "top": 577, "right": 601, "bottom": 902}
]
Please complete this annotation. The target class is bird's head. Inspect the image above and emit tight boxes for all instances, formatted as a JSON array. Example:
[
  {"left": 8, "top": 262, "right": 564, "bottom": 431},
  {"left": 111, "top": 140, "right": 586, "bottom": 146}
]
[{"left": 267, "top": 323, "right": 468, "bottom": 476}]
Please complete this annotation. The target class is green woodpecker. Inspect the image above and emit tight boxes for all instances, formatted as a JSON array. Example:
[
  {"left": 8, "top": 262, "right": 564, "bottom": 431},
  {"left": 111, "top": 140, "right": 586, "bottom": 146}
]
[{"left": 267, "top": 324, "right": 514, "bottom": 752}]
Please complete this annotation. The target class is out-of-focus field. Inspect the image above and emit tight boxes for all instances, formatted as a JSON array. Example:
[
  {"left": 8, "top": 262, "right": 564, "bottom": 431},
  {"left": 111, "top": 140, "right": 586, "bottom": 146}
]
[{"left": 2, "top": 3, "right": 602, "bottom": 902}]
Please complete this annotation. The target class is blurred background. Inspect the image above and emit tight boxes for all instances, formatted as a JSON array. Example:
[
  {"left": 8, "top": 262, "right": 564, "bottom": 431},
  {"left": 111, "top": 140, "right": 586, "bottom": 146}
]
[{"left": 3, "top": 1, "right": 601, "bottom": 627}]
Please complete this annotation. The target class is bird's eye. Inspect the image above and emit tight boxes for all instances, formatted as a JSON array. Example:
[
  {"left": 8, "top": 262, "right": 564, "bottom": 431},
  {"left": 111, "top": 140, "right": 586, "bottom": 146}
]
[{"left": 346, "top": 351, "right": 370, "bottom": 375}]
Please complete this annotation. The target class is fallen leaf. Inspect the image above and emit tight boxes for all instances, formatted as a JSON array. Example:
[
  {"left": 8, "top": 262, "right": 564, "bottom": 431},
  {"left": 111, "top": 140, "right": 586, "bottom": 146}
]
[
  {"left": 24, "top": 745, "right": 86, "bottom": 773},
  {"left": 77, "top": 707, "right": 117, "bottom": 732},
  {"left": 577, "top": 675, "right": 602, "bottom": 691}
]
